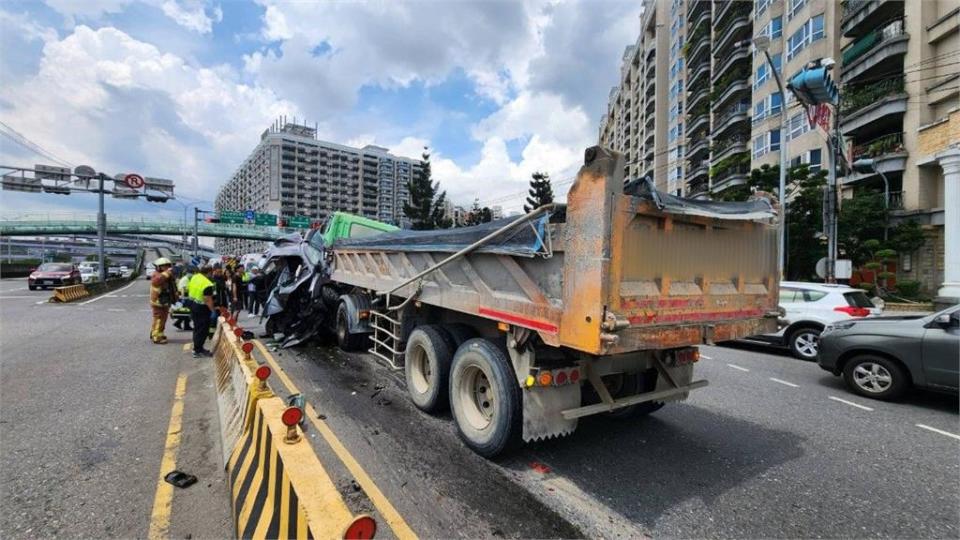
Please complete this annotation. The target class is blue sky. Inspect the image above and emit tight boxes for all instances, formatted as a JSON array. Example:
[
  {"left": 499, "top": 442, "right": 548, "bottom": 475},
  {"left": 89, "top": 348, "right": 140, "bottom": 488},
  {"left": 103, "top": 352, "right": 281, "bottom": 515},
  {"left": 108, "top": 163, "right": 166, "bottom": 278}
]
[{"left": 0, "top": 0, "right": 643, "bottom": 217}]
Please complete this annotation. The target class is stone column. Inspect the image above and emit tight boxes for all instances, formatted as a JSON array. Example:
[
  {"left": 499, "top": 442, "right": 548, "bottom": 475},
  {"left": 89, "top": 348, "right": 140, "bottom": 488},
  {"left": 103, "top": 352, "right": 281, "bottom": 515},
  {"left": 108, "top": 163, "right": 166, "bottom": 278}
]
[{"left": 935, "top": 146, "right": 960, "bottom": 309}]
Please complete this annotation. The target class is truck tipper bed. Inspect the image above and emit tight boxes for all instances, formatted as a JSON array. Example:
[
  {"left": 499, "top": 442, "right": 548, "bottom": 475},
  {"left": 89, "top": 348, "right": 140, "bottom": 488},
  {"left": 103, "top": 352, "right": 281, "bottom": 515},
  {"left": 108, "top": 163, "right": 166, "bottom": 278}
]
[{"left": 328, "top": 147, "right": 780, "bottom": 456}]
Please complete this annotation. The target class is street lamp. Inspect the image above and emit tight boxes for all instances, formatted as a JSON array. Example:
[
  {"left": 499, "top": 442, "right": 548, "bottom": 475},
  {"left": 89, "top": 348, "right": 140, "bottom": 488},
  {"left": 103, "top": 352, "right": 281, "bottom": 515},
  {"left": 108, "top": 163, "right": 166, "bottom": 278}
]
[
  {"left": 754, "top": 35, "right": 789, "bottom": 280},
  {"left": 852, "top": 158, "right": 890, "bottom": 240}
]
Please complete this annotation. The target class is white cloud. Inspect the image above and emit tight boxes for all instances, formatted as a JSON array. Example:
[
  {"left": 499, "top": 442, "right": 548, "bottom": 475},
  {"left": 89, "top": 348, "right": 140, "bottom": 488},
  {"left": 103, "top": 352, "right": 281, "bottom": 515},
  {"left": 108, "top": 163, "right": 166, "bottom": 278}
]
[
  {"left": 0, "top": 25, "right": 297, "bottom": 202},
  {"left": 160, "top": 0, "right": 223, "bottom": 34}
]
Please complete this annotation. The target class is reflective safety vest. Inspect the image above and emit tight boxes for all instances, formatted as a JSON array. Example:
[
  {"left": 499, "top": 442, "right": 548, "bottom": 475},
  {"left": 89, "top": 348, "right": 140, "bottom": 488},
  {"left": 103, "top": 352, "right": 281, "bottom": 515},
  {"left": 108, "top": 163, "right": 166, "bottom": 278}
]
[{"left": 188, "top": 273, "right": 215, "bottom": 303}]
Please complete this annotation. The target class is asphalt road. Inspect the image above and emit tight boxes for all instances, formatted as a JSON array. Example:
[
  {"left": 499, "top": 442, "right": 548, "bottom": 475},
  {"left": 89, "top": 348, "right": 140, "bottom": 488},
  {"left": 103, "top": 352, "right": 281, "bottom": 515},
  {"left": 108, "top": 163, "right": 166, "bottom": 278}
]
[
  {"left": 3, "top": 271, "right": 957, "bottom": 539},
  {"left": 0, "top": 276, "right": 230, "bottom": 539},
  {"left": 271, "top": 333, "right": 959, "bottom": 539}
]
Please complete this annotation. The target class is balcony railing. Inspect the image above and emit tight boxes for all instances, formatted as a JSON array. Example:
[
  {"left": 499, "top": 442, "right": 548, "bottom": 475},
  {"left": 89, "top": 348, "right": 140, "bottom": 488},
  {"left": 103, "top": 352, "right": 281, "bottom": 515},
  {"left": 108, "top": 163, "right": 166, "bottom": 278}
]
[
  {"left": 851, "top": 132, "right": 905, "bottom": 160},
  {"left": 712, "top": 135, "right": 750, "bottom": 154},
  {"left": 841, "top": 0, "right": 871, "bottom": 19},
  {"left": 889, "top": 190, "right": 904, "bottom": 210},
  {"left": 716, "top": 102, "right": 751, "bottom": 124},
  {"left": 842, "top": 18, "right": 905, "bottom": 65},
  {"left": 841, "top": 76, "right": 905, "bottom": 116},
  {"left": 712, "top": 164, "right": 751, "bottom": 186}
]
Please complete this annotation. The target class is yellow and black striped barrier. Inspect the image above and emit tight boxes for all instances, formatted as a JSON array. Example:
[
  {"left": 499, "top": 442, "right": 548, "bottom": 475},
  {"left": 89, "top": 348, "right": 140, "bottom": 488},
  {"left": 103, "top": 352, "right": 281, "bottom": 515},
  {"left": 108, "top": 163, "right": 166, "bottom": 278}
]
[
  {"left": 211, "top": 314, "right": 377, "bottom": 539},
  {"left": 50, "top": 284, "right": 89, "bottom": 303}
]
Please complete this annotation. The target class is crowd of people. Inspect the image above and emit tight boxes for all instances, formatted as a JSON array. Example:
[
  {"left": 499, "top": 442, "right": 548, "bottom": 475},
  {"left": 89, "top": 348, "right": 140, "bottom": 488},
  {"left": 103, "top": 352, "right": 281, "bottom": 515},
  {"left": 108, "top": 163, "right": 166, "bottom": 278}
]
[{"left": 148, "top": 256, "right": 269, "bottom": 358}]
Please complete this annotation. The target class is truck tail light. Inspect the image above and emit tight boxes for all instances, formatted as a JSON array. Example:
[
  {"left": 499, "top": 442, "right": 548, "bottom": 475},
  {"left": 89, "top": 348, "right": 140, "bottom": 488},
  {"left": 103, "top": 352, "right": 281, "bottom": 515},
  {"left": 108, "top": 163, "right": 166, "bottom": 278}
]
[{"left": 834, "top": 306, "right": 870, "bottom": 317}]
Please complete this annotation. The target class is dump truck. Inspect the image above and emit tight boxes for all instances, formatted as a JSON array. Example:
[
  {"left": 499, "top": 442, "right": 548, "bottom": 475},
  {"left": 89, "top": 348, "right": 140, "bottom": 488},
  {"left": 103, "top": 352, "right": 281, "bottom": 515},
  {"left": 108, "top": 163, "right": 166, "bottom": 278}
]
[{"left": 324, "top": 146, "right": 780, "bottom": 457}]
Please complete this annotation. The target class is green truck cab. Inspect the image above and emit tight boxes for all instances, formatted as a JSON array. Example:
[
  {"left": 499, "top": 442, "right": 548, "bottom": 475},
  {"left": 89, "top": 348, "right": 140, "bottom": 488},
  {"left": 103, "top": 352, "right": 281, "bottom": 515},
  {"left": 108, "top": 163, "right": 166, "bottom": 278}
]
[{"left": 308, "top": 212, "right": 399, "bottom": 249}]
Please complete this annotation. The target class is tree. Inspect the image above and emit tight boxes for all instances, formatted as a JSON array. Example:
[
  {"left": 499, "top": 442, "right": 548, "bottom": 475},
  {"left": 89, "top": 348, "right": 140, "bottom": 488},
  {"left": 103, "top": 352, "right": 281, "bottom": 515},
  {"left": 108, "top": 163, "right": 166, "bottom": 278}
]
[
  {"left": 463, "top": 199, "right": 493, "bottom": 226},
  {"left": 719, "top": 163, "right": 827, "bottom": 280},
  {"left": 837, "top": 191, "right": 887, "bottom": 267},
  {"left": 403, "top": 148, "right": 452, "bottom": 230},
  {"left": 524, "top": 171, "right": 554, "bottom": 213}
]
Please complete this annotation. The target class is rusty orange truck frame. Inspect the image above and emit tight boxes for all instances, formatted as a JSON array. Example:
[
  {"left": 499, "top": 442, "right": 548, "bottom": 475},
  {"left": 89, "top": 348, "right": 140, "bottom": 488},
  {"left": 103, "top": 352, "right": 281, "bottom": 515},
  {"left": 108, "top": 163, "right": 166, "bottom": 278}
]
[{"left": 328, "top": 146, "right": 780, "bottom": 457}]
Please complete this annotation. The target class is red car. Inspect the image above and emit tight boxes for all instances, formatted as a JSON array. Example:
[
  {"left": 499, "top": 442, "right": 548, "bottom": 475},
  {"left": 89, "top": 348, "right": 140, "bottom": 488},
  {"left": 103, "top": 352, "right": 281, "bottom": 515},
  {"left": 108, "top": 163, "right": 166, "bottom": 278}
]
[{"left": 28, "top": 263, "right": 81, "bottom": 290}]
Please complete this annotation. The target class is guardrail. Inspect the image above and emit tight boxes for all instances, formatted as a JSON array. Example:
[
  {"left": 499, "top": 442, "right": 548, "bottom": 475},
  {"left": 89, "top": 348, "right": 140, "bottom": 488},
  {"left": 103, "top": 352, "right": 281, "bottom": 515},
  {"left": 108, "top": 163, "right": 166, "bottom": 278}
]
[
  {"left": 0, "top": 218, "right": 300, "bottom": 241},
  {"left": 211, "top": 313, "right": 377, "bottom": 539}
]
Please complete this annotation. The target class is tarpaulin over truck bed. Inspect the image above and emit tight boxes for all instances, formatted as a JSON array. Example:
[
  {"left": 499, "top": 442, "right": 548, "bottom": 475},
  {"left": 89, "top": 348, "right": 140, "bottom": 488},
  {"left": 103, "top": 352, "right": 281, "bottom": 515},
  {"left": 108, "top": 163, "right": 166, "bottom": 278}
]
[
  {"left": 332, "top": 213, "right": 550, "bottom": 257},
  {"left": 625, "top": 177, "right": 777, "bottom": 221}
]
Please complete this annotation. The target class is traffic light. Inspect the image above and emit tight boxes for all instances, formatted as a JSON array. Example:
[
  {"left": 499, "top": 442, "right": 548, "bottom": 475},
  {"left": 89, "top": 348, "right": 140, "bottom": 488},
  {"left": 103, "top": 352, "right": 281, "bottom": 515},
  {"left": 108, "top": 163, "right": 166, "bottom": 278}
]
[{"left": 787, "top": 58, "right": 838, "bottom": 106}]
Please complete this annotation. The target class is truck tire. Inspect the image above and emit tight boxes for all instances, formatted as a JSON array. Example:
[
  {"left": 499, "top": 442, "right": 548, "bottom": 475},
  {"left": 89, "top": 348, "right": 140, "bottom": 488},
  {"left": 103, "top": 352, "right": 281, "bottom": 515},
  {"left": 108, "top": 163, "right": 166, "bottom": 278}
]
[
  {"left": 605, "top": 371, "right": 664, "bottom": 419},
  {"left": 336, "top": 302, "right": 366, "bottom": 351},
  {"left": 449, "top": 338, "right": 521, "bottom": 458},
  {"left": 404, "top": 325, "right": 455, "bottom": 413}
]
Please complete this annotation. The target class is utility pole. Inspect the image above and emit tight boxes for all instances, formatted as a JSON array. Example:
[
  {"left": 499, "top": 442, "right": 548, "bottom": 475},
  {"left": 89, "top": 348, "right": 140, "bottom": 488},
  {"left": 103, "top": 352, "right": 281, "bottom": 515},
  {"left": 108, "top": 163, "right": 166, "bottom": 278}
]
[
  {"left": 193, "top": 207, "right": 200, "bottom": 258},
  {"left": 788, "top": 57, "right": 841, "bottom": 283},
  {"left": 754, "top": 36, "right": 788, "bottom": 280},
  {"left": 97, "top": 173, "right": 107, "bottom": 283}
]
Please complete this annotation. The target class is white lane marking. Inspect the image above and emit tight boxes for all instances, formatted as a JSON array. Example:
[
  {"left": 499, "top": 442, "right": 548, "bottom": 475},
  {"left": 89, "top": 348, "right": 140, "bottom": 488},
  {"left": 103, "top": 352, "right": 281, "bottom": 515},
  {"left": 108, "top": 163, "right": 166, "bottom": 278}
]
[
  {"left": 726, "top": 363, "right": 750, "bottom": 372},
  {"left": 828, "top": 396, "right": 874, "bottom": 411},
  {"left": 0, "top": 296, "right": 37, "bottom": 299},
  {"left": 79, "top": 280, "right": 138, "bottom": 305},
  {"left": 700, "top": 354, "right": 713, "bottom": 360},
  {"left": 107, "top": 308, "right": 126, "bottom": 312},
  {"left": 916, "top": 424, "right": 960, "bottom": 441},
  {"left": 35, "top": 300, "right": 47, "bottom": 305},
  {"left": 769, "top": 377, "right": 799, "bottom": 388}
]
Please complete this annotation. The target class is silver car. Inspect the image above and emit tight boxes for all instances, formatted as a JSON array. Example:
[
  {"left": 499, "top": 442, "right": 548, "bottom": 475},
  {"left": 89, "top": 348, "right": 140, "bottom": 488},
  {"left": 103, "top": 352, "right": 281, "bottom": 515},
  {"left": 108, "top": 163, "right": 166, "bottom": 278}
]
[{"left": 817, "top": 305, "right": 959, "bottom": 400}]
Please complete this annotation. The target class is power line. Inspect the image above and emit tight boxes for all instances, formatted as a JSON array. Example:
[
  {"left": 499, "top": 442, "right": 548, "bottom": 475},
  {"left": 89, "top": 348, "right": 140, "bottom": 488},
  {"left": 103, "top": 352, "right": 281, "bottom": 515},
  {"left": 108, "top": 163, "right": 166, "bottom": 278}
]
[{"left": 0, "top": 121, "right": 73, "bottom": 168}]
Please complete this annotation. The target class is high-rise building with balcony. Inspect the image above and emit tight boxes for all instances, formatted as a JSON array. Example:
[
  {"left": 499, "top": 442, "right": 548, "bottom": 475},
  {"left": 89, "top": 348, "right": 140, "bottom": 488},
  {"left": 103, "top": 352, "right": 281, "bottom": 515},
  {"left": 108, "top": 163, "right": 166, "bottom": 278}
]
[
  {"left": 685, "top": 0, "right": 713, "bottom": 197},
  {"left": 599, "top": 0, "right": 671, "bottom": 191},
  {"left": 839, "top": 0, "right": 959, "bottom": 302},
  {"left": 709, "top": 0, "right": 754, "bottom": 195},
  {"left": 214, "top": 120, "right": 421, "bottom": 254}
]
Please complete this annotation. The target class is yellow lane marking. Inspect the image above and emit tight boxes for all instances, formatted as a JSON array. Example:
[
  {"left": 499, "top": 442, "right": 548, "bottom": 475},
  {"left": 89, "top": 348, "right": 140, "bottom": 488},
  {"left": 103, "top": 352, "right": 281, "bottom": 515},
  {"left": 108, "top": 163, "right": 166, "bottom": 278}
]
[
  {"left": 148, "top": 373, "right": 188, "bottom": 540},
  {"left": 253, "top": 340, "right": 418, "bottom": 540}
]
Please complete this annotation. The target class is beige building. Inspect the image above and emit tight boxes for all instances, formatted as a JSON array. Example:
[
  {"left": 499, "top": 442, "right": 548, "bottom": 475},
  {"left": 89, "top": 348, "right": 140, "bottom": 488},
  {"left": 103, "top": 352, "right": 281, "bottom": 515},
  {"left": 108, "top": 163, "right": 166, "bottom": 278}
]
[
  {"left": 599, "top": 0, "right": 672, "bottom": 191},
  {"left": 839, "top": 0, "right": 959, "bottom": 302},
  {"left": 601, "top": 0, "right": 957, "bottom": 297}
]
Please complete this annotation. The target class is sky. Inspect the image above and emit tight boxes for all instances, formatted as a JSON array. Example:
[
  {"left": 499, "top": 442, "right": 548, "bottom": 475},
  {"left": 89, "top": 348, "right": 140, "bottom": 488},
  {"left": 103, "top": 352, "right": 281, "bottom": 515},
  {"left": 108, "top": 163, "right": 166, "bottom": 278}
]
[{"left": 0, "top": 0, "right": 643, "bottom": 218}]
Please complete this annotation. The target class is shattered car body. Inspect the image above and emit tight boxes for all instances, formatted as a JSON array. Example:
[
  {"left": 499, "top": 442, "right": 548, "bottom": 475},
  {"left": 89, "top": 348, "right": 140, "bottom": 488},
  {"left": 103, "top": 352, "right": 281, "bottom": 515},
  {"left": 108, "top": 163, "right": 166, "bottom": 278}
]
[{"left": 261, "top": 232, "right": 338, "bottom": 348}]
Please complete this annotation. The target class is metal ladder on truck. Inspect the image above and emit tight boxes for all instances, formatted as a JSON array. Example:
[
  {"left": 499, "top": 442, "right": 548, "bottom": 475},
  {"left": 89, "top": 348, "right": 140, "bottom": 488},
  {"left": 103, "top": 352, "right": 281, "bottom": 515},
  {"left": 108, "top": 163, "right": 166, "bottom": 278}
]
[{"left": 369, "top": 310, "right": 404, "bottom": 370}]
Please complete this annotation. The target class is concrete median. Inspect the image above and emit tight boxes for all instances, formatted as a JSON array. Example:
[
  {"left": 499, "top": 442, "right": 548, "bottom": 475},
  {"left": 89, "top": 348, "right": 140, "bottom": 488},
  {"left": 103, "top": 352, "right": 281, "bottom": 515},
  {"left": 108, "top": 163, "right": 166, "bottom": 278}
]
[{"left": 211, "top": 316, "right": 377, "bottom": 539}]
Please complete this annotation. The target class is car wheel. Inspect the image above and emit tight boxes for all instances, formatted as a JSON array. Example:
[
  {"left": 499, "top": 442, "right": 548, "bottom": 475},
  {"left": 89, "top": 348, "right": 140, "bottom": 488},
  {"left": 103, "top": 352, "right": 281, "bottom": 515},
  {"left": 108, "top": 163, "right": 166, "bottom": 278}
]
[
  {"left": 449, "top": 338, "right": 521, "bottom": 458},
  {"left": 842, "top": 355, "right": 908, "bottom": 401},
  {"left": 28, "top": 285, "right": 36, "bottom": 291},
  {"left": 404, "top": 325, "right": 455, "bottom": 413},
  {"left": 788, "top": 327, "right": 821, "bottom": 360}
]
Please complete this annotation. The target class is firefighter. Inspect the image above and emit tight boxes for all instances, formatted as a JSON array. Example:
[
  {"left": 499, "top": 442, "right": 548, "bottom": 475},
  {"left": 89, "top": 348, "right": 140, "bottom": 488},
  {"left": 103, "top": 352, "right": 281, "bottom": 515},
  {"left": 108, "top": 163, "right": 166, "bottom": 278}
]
[
  {"left": 149, "top": 257, "right": 177, "bottom": 344},
  {"left": 187, "top": 265, "right": 217, "bottom": 358}
]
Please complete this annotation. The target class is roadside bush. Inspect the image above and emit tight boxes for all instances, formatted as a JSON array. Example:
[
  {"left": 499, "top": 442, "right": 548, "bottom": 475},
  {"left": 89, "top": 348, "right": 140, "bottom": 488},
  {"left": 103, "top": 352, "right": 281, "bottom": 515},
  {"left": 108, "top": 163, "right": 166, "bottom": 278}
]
[{"left": 895, "top": 280, "right": 922, "bottom": 299}]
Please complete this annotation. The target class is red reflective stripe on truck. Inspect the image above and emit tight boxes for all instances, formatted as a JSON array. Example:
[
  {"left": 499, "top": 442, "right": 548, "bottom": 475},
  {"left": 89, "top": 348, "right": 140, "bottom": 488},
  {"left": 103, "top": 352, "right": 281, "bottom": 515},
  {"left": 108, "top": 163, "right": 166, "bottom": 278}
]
[{"left": 478, "top": 307, "right": 559, "bottom": 334}]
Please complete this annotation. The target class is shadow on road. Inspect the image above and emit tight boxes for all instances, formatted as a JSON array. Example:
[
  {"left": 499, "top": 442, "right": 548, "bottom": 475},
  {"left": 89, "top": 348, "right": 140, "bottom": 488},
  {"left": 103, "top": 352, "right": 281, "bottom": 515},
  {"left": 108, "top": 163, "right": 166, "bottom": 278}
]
[{"left": 512, "top": 403, "right": 805, "bottom": 529}]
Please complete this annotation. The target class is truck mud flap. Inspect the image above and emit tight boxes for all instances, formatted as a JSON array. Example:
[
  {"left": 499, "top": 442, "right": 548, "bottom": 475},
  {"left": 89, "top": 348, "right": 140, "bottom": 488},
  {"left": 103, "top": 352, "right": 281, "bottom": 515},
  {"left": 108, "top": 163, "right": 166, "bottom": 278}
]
[{"left": 523, "top": 384, "right": 579, "bottom": 442}]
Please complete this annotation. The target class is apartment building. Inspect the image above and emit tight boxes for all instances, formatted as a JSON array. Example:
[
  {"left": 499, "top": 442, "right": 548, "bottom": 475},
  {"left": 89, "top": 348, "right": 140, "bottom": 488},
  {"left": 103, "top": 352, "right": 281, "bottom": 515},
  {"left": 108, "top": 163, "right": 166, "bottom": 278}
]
[
  {"left": 685, "top": 0, "right": 712, "bottom": 196},
  {"left": 215, "top": 120, "right": 421, "bottom": 254},
  {"left": 838, "top": 0, "right": 959, "bottom": 302},
  {"left": 599, "top": 0, "right": 672, "bottom": 191}
]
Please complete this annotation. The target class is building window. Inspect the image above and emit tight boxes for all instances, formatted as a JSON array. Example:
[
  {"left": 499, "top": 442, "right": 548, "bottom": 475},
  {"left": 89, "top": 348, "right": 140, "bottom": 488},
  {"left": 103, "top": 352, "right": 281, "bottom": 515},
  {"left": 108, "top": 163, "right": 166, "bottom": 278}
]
[
  {"left": 808, "top": 148, "right": 822, "bottom": 171},
  {"left": 770, "top": 91, "right": 783, "bottom": 115},
  {"left": 787, "top": 112, "right": 810, "bottom": 140},
  {"left": 770, "top": 129, "right": 781, "bottom": 151},
  {"left": 756, "top": 0, "right": 770, "bottom": 16},
  {"left": 755, "top": 63, "right": 770, "bottom": 90},
  {"left": 771, "top": 16, "right": 783, "bottom": 39},
  {"left": 788, "top": 0, "right": 806, "bottom": 19},
  {"left": 755, "top": 98, "right": 768, "bottom": 120},
  {"left": 787, "top": 14, "right": 825, "bottom": 61}
]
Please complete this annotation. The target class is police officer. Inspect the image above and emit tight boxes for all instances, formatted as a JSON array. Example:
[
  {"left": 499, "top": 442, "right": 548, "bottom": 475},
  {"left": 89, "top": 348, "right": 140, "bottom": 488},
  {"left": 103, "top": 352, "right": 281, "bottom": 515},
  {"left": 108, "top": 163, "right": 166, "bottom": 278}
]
[
  {"left": 149, "top": 257, "right": 177, "bottom": 344},
  {"left": 187, "top": 265, "right": 217, "bottom": 358}
]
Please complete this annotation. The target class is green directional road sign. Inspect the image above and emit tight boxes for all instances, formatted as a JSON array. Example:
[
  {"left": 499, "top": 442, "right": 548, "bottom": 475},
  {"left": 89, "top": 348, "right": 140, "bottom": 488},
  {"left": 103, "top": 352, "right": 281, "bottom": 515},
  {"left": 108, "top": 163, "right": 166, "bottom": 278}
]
[
  {"left": 219, "top": 210, "right": 244, "bottom": 225},
  {"left": 254, "top": 213, "right": 277, "bottom": 226},
  {"left": 288, "top": 215, "right": 312, "bottom": 229}
]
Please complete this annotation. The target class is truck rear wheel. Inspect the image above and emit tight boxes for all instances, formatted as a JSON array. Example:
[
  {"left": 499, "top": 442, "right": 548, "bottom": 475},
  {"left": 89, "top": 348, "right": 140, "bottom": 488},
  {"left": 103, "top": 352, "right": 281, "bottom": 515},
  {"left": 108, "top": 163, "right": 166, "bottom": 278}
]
[
  {"left": 404, "top": 325, "right": 455, "bottom": 413},
  {"left": 336, "top": 302, "right": 366, "bottom": 351},
  {"left": 449, "top": 338, "right": 521, "bottom": 458}
]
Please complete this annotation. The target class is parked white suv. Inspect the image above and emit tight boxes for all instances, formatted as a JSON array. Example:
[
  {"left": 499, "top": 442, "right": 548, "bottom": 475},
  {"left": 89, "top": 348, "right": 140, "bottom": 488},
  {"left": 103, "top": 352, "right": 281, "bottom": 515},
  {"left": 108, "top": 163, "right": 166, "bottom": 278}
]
[{"left": 755, "top": 281, "right": 883, "bottom": 360}]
